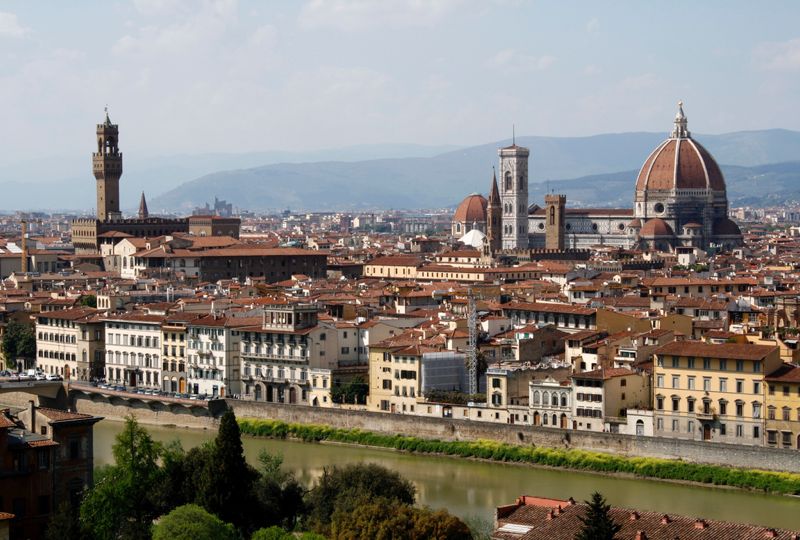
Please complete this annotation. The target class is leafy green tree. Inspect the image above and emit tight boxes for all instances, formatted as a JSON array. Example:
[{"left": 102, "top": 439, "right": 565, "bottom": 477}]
[
  {"left": 152, "top": 504, "right": 239, "bottom": 540},
  {"left": 80, "top": 415, "right": 164, "bottom": 540},
  {"left": 330, "top": 498, "right": 471, "bottom": 540},
  {"left": 253, "top": 450, "right": 305, "bottom": 529},
  {"left": 304, "top": 463, "right": 415, "bottom": 534},
  {"left": 331, "top": 376, "right": 369, "bottom": 404},
  {"left": 251, "top": 526, "right": 293, "bottom": 540},
  {"left": 197, "top": 409, "right": 258, "bottom": 533},
  {"left": 79, "top": 294, "right": 98, "bottom": 308},
  {"left": 575, "top": 492, "right": 622, "bottom": 540},
  {"left": 2, "top": 319, "right": 35, "bottom": 369},
  {"left": 45, "top": 500, "right": 81, "bottom": 540}
]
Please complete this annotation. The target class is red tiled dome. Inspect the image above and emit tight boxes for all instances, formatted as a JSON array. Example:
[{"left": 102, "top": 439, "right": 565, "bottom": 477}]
[
  {"left": 635, "top": 138, "right": 725, "bottom": 192},
  {"left": 453, "top": 194, "right": 487, "bottom": 223},
  {"left": 635, "top": 104, "right": 725, "bottom": 193},
  {"left": 713, "top": 218, "right": 742, "bottom": 237},
  {"left": 640, "top": 218, "right": 674, "bottom": 237}
]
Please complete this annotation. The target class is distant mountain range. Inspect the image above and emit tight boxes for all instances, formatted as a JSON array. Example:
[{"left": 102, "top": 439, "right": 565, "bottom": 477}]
[{"left": 1, "top": 130, "right": 799, "bottom": 212}]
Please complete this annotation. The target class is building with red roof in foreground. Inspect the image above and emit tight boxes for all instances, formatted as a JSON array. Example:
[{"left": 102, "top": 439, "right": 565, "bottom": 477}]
[{"left": 492, "top": 495, "right": 799, "bottom": 540}]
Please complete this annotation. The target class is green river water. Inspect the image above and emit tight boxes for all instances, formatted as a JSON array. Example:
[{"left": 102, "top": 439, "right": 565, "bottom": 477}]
[{"left": 93, "top": 420, "right": 800, "bottom": 530}]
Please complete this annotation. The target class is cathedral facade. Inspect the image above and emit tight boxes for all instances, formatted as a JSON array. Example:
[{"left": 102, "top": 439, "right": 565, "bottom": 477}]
[{"left": 452, "top": 103, "right": 743, "bottom": 253}]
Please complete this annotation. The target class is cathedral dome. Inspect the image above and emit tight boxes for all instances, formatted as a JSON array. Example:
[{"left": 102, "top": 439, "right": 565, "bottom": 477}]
[
  {"left": 635, "top": 103, "right": 726, "bottom": 193},
  {"left": 453, "top": 194, "right": 488, "bottom": 223},
  {"left": 640, "top": 218, "right": 674, "bottom": 238}
]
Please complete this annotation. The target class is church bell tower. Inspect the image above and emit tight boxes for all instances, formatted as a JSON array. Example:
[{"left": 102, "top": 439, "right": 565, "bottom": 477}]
[
  {"left": 499, "top": 142, "right": 530, "bottom": 250},
  {"left": 93, "top": 108, "right": 123, "bottom": 222}
]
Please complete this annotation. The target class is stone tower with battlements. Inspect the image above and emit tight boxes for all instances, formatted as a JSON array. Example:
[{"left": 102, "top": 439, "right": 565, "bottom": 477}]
[
  {"left": 544, "top": 193, "right": 566, "bottom": 250},
  {"left": 499, "top": 143, "right": 530, "bottom": 250},
  {"left": 93, "top": 109, "right": 122, "bottom": 222}
]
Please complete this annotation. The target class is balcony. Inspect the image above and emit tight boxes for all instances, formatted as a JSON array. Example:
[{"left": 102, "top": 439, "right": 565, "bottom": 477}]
[{"left": 242, "top": 350, "right": 308, "bottom": 363}]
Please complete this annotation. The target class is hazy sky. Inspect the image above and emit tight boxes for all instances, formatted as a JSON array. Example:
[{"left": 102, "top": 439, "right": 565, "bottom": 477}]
[{"left": 2, "top": 0, "right": 799, "bottom": 163}]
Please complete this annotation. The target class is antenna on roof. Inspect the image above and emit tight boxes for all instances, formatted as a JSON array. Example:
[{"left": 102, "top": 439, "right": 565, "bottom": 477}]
[{"left": 512, "top": 124, "right": 516, "bottom": 146}]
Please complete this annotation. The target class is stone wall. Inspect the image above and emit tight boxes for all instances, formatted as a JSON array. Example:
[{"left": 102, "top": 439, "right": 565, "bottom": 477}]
[{"left": 227, "top": 400, "right": 800, "bottom": 473}]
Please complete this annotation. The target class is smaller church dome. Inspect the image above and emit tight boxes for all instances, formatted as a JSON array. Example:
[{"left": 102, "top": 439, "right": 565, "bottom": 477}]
[
  {"left": 713, "top": 218, "right": 742, "bottom": 237},
  {"left": 640, "top": 218, "right": 675, "bottom": 238},
  {"left": 627, "top": 218, "right": 642, "bottom": 229},
  {"left": 454, "top": 194, "right": 488, "bottom": 223}
]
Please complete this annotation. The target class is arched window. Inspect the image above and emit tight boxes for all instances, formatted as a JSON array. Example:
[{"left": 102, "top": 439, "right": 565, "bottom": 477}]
[
  {"left": 542, "top": 392, "right": 549, "bottom": 407},
  {"left": 551, "top": 394, "right": 558, "bottom": 406},
  {"left": 549, "top": 206, "right": 555, "bottom": 226},
  {"left": 533, "top": 391, "right": 540, "bottom": 405},
  {"left": 504, "top": 171, "right": 512, "bottom": 191},
  {"left": 560, "top": 393, "right": 567, "bottom": 407}
]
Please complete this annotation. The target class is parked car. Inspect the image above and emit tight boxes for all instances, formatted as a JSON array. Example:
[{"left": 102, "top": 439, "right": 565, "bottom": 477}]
[
  {"left": 46, "top": 374, "right": 63, "bottom": 381},
  {"left": 35, "top": 373, "right": 47, "bottom": 381}
]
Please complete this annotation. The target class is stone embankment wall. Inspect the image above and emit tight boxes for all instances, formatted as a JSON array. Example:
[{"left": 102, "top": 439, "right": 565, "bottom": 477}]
[
  {"left": 227, "top": 400, "right": 800, "bottom": 474},
  {"left": 5, "top": 390, "right": 797, "bottom": 473}
]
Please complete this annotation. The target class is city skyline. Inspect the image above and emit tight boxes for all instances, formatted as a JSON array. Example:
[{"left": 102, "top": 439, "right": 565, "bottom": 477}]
[{"left": 1, "top": 1, "right": 800, "bottom": 166}]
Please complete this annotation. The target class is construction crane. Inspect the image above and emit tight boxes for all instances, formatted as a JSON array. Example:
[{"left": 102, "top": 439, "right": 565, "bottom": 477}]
[{"left": 466, "top": 287, "right": 478, "bottom": 395}]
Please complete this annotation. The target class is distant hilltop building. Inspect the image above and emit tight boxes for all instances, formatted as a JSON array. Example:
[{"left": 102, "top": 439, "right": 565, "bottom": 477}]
[
  {"left": 193, "top": 196, "right": 234, "bottom": 217},
  {"left": 453, "top": 102, "right": 743, "bottom": 253},
  {"left": 71, "top": 111, "right": 240, "bottom": 254}
]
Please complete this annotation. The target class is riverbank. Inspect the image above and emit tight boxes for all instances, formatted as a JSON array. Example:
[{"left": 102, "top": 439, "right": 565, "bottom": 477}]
[{"left": 238, "top": 418, "right": 800, "bottom": 496}]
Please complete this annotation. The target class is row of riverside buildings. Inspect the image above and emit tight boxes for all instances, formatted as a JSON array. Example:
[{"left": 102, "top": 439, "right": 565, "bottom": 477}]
[{"left": 30, "top": 284, "right": 800, "bottom": 450}]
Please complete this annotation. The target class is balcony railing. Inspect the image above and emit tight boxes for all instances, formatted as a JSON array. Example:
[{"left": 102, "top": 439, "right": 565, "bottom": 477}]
[{"left": 242, "top": 351, "right": 308, "bottom": 362}]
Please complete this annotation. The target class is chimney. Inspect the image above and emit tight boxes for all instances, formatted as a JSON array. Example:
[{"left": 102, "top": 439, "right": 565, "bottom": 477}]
[
  {"left": 567, "top": 497, "right": 576, "bottom": 506},
  {"left": 629, "top": 511, "right": 640, "bottom": 521},
  {"left": 694, "top": 519, "right": 708, "bottom": 530},
  {"left": 764, "top": 530, "right": 778, "bottom": 538},
  {"left": 660, "top": 515, "right": 671, "bottom": 525},
  {"left": 635, "top": 532, "right": 647, "bottom": 540},
  {"left": 28, "top": 399, "right": 35, "bottom": 434},
  {"left": 545, "top": 509, "right": 554, "bottom": 520}
]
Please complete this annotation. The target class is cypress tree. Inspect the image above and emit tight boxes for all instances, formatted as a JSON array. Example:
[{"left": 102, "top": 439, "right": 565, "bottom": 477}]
[{"left": 575, "top": 492, "right": 622, "bottom": 540}]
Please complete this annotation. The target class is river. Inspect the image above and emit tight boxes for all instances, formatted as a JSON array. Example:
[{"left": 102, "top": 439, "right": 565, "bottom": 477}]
[{"left": 93, "top": 420, "right": 800, "bottom": 530}]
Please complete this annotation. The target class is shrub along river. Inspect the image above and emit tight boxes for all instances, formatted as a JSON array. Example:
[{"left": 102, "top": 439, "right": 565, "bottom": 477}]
[{"left": 93, "top": 420, "right": 800, "bottom": 530}]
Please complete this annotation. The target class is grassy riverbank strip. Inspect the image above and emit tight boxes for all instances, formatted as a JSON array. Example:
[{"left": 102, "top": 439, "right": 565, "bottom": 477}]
[{"left": 238, "top": 418, "right": 800, "bottom": 495}]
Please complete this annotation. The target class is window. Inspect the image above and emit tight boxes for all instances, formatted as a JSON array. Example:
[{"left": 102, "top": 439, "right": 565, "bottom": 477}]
[
  {"left": 719, "top": 378, "right": 728, "bottom": 393},
  {"left": 687, "top": 357, "right": 695, "bottom": 369},
  {"left": 672, "top": 397, "right": 680, "bottom": 411},
  {"left": 768, "top": 406, "right": 776, "bottom": 420},
  {"left": 687, "top": 377, "right": 696, "bottom": 390},
  {"left": 783, "top": 407, "right": 791, "bottom": 421},
  {"left": 735, "top": 401, "right": 744, "bottom": 417},
  {"left": 656, "top": 418, "right": 664, "bottom": 430},
  {"left": 656, "top": 396, "right": 664, "bottom": 410},
  {"left": 703, "top": 357, "right": 711, "bottom": 370},
  {"left": 671, "top": 419, "right": 678, "bottom": 432},
  {"left": 492, "top": 378, "right": 501, "bottom": 389},
  {"left": 753, "top": 361, "right": 762, "bottom": 373},
  {"left": 671, "top": 376, "right": 679, "bottom": 389},
  {"left": 735, "top": 380, "right": 744, "bottom": 393},
  {"left": 656, "top": 375, "right": 664, "bottom": 388},
  {"left": 719, "top": 401, "right": 727, "bottom": 415},
  {"left": 736, "top": 424, "right": 743, "bottom": 437},
  {"left": 719, "top": 359, "right": 727, "bottom": 371},
  {"left": 687, "top": 420, "right": 694, "bottom": 434},
  {"left": 784, "top": 385, "right": 791, "bottom": 396},
  {"left": 753, "top": 426, "right": 760, "bottom": 439},
  {"left": 752, "top": 403, "right": 761, "bottom": 419},
  {"left": 736, "top": 360, "right": 744, "bottom": 372},
  {"left": 687, "top": 398, "right": 695, "bottom": 413},
  {"left": 782, "top": 431, "right": 792, "bottom": 447},
  {"left": 703, "top": 377, "right": 711, "bottom": 391},
  {"left": 753, "top": 381, "right": 761, "bottom": 395},
  {"left": 719, "top": 423, "right": 726, "bottom": 435},
  {"left": 671, "top": 356, "right": 680, "bottom": 368}
]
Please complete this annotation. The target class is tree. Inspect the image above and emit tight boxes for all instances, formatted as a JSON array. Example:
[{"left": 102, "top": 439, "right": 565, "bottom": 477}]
[
  {"left": 331, "top": 376, "right": 369, "bottom": 404},
  {"left": 253, "top": 450, "right": 305, "bottom": 529},
  {"left": 2, "top": 319, "right": 35, "bottom": 369},
  {"left": 330, "top": 498, "right": 472, "bottom": 540},
  {"left": 45, "top": 500, "right": 81, "bottom": 540},
  {"left": 575, "top": 492, "right": 622, "bottom": 540},
  {"left": 79, "top": 294, "right": 98, "bottom": 308},
  {"left": 251, "top": 526, "right": 294, "bottom": 540},
  {"left": 196, "top": 409, "right": 258, "bottom": 533},
  {"left": 152, "top": 504, "right": 238, "bottom": 540},
  {"left": 80, "top": 416, "right": 164, "bottom": 540},
  {"left": 304, "top": 463, "right": 415, "bottom": 534}
]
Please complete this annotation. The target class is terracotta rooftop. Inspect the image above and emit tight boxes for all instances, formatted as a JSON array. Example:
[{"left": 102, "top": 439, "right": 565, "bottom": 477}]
[
  {"left": 655, "top": 340, "right": 777, "bottom": 361},
  {"left": 494, "top": 495, "right": 799, "bottom": 540}
]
